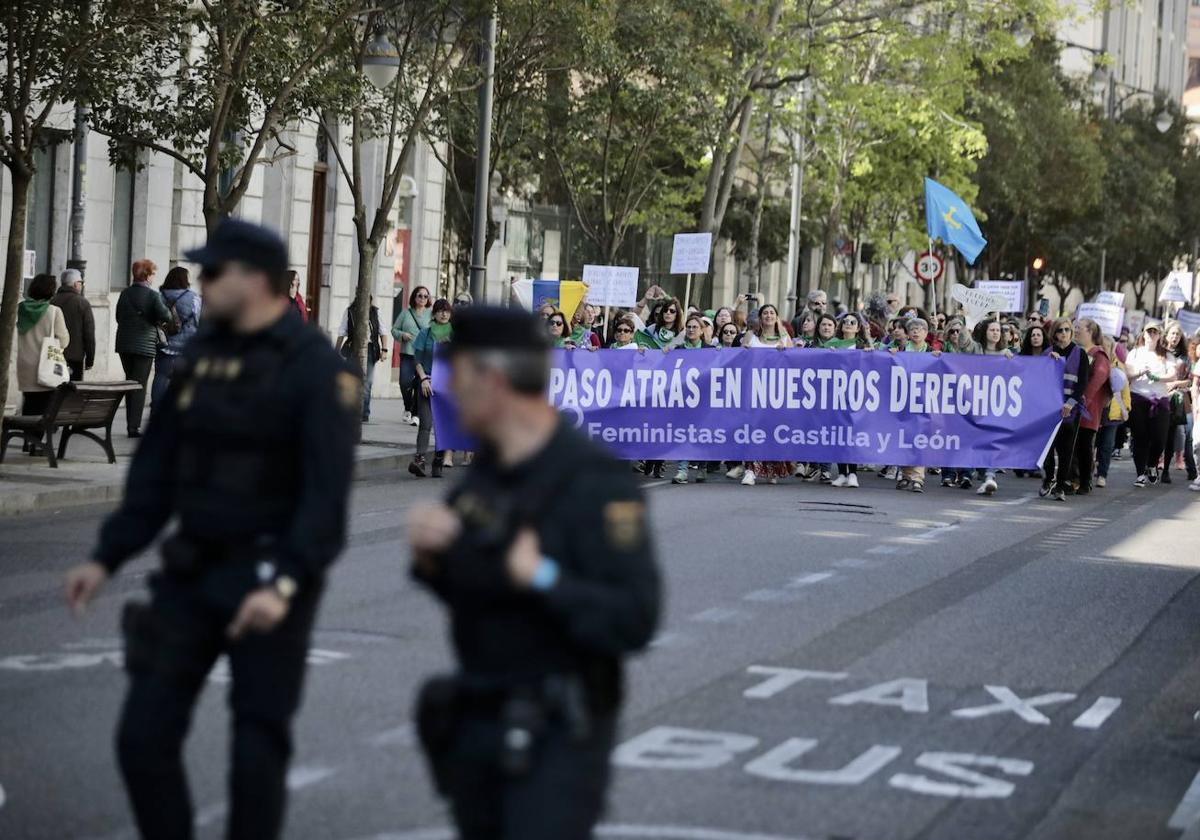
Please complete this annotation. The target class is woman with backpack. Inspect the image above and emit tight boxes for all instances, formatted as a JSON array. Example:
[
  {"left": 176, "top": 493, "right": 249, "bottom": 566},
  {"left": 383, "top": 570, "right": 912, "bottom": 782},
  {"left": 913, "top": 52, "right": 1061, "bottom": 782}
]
[
  {"left": 115, "top": 259, "right": 171, "bottom": 437},
  {"left": 152, "top": 267, "right": 202, "bottom": 410}
]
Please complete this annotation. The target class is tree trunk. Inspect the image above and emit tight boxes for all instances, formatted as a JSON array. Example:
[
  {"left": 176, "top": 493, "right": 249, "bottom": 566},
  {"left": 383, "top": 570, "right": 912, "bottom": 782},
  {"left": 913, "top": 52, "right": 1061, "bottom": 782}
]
[
  {"left": 748, "top": 106, "right": 773, "bottom": 298},
  {"left": 0, "top": 166, "right": 32, "bottom": 412},
  {"left": 818, "top": 195, "right": 842, "bottom": 291},
  {"left": 351, "top": 239, "right": 378, "bottom": 375}
]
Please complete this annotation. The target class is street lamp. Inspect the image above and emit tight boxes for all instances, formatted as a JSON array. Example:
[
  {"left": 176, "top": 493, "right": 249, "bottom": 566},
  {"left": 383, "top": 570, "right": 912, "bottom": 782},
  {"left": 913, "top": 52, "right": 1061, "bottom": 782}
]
[{"left": 362, "top": 32, "right": 400, "bottom": 89}]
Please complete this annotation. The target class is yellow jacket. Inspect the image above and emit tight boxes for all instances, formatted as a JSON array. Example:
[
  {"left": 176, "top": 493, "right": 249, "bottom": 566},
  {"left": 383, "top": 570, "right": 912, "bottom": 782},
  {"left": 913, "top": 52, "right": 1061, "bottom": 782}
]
[{"left": 1108, "top": 358, "right": 1132, "bottom": 423}]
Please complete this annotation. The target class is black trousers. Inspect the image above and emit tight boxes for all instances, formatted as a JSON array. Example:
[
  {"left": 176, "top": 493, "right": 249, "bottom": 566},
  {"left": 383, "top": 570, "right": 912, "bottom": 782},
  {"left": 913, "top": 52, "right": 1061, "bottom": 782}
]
[
  {"left": 442, "top": 713, "right": 615, "bottom": 840},
  {"left": 1074, "top": 427, "right": 1097, "bottom": 493},
  {"left": 120, "top": 353, "right": 154, "bottom": 433},
  {"left": 67, "top": 359, "right": 85, "bottom": 382},
  {"left": 1129, "top": 396, "right": 1170, "bottom": 477},
  {"left": 117, "top": 564, "right": 321, "bottom": 840},
  {"left": 1043, "top": 417, "right": 1079, "bottom": 491}
]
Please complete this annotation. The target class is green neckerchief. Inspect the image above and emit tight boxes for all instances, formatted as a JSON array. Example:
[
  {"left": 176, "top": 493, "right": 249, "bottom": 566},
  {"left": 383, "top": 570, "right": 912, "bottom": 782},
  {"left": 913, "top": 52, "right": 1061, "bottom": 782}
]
[
  {"left": 824, "top": 337, "right": 857, "bottom": 349},
  {"left": 17, "top": 299, "right": 50, "bottom": 335},
  {"left": 683, "top": 339, "right": 705, "bottom": 349},
  {"left": 571, "top": 325, "right": 592, "bottom": 346},
  {"left": 635, "top": 327, "right": 673, "bottom": 349},
  {"left": 905, "top": 340, "right": 929, "bottom": 352},
  {"left": 554, "top": 336, "right": 568, "bottom": 348},
  {"left": 430, "top": 321, "right": 453, "bottom": 342}
]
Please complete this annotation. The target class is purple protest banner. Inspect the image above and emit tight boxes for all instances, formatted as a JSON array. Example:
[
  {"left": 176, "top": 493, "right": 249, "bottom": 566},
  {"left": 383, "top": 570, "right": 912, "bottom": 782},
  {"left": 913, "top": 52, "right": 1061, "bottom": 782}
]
[{"left": 432, "top": 348, "right": 1065, "bottom": 468}]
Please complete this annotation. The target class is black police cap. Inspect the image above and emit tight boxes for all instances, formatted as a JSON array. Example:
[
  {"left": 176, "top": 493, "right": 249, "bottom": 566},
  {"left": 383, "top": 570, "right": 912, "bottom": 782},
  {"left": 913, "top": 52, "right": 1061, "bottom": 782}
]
[
  {"left": 184, "top": 218, "right": 289, "bottom": 276},
  {"left": 447, "top": 306, "right": 551, "bottom": 354}
]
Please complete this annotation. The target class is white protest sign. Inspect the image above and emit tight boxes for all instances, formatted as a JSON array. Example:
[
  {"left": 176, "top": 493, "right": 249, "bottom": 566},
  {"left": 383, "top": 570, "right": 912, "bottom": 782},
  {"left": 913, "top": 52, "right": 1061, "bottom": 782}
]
[
  {"left": 582, "top": 264, "right": 640, "bottom": 308},
  {"left": 510, "top": 278, "right": 534, "bottom": 311},
  {"left": 950, "top": 284, "right": 1008, "bottom": 329},
  {"left": 1177, "top": 308, "right": 1200, "bottom": 337},
  {"left": 1076, "top": 302, "right": 1124, "bottom": 338},
  {"left": 22, "top": 250, "right": 36, "bottom": 279},
  {"left": 1126, "top": 310, "right": 1146, "bottom": 336},
  {"left": 670, "top": 232, "right": 714, "bottom": 275},
  {"left": 974, "top": 281, "right": 1025, "bottom": 313},
  {"left": 1160, "top": 274, "right": 1188, "bottom": 304},
  {"left": 1164, "top": 271, "right": 1195, "bottom": 300},
  {"left": 1095, "top": 290, "right": 1125, "bottom": 308}
]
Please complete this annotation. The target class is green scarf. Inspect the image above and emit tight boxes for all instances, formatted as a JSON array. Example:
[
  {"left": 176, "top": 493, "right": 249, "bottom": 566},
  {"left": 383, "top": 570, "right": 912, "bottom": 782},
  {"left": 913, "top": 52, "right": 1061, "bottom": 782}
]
[
  {"left": 17, "top": 300, "right": 50, "bottom": 335},
  {"left": 635, "top": 327, "right": 674, "bottom": 349},
  {"left": 823, "top": 338, "right": 857, "bottom": 350},
  {"left": 683, "top": 339, "right": 705, "bottom": 349},
  {"left": 905, "top": 340, "right": 929, "bottom": 353},
  {"left": 571, "top": 325, "right": 592, "bottom": 346},
  {"left": 554, "top": 336, "right": 568, "bottom": 349},
  {"left": 430, "top": 321, "right": 453, "bottom": 342}
]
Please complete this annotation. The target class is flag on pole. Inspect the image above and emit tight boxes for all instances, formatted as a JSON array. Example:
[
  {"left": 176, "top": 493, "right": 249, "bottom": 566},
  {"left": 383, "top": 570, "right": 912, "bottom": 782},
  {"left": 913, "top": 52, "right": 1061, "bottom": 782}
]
[{"left": 924, "top": 177, "right": 987, "bottom": 265}]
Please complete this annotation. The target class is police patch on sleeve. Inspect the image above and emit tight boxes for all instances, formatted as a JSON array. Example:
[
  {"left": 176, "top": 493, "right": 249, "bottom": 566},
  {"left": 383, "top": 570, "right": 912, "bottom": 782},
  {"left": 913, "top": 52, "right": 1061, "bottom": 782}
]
[
  {"left": 604, "top": 501, "right": 646, "bottom": 550},
  {"left": 336, "top": 370, "right": 363, "bottom": 413}
]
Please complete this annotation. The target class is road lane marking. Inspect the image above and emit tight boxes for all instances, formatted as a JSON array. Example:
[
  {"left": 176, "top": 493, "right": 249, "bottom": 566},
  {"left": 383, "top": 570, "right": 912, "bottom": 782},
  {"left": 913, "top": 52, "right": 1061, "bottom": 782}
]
[
  {"left": 866, "top": 545, "right": 914, "bottom": 556},
  {"left": 357, "top": 827, "right": 814, "bottom": 840},
  {"left": 743, "top": 667, "right": 847, "bottom": 699},
  {"left": 951, "top": 686, "right": 1076, "bottom": 725},
  {"left": 689, "top": 608, "right": 746, "bottom": 624},
  {"left": 368, "top": 724, "right": 415, "bottom": 748},
  {"left": 1169, "top": 769, "right": 1200, "bottom": 829},
  {"left": 1071, "top": 696, "right": 1122, "bottom": 729},
  {"left": 785, "top": 572, "right": 835, "bottom": 588},
  {"left": 742, "top": 589, "right": 804, "bottom": 603}
]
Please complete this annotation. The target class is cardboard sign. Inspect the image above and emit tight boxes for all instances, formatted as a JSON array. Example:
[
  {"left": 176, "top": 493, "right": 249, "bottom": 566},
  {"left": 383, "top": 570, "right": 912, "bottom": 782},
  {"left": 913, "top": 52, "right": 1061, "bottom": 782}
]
[
  {"left": 1126, "top": 310, "right": 1146, "bottom": 337},
  {"left": 669, "top": 232, "right": 713, "bottom": 275},
  {"left": 974, "top": 280, "right": 1025, "bottom": 313},
  {"left": 1177, "top": 308, "right": 1200, "bottom": 338},
  {"left": 950, "top": 283, "right": 1008, "bottom": 329},
  {"left": 1160, "top": 274, "right": 1189, "bottom": 304},
  {"left": 1095, "top": 291, "right": 1126, "bottom": 308},
  {"left": 1076, "top": 302, "right": 1124, "bottom": 338},
  {"left": 582, "top": 265, "right": 639, "bottom": 308}
]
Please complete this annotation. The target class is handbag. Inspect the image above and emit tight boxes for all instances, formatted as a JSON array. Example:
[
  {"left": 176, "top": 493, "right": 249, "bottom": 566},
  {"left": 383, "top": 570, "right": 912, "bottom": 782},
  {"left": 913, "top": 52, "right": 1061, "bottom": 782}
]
[{"left": 37, "top": 336, "right": 69, "bottom": 388}]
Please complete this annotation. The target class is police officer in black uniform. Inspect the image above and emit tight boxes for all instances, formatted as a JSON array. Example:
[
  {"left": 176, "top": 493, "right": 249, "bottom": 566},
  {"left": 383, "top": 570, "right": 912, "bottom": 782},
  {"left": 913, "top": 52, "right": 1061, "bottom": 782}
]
[
  {"left": 408, "top": 307, "right": 661, "bottom": 840},
  {"left": 63, "top": 219, "right": 359, "bottom": 840}
]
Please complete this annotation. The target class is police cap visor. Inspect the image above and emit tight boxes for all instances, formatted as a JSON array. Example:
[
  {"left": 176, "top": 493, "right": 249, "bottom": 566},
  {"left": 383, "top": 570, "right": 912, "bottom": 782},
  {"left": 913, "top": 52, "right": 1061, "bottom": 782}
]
[{"left": 185, "top": 219, "right": 289, "bottom": 277}]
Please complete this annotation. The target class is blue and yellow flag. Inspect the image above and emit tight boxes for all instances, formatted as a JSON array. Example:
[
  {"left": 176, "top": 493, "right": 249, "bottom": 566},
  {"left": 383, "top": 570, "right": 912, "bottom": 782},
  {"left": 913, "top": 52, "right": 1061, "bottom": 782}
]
[{"left": 924, "top": 177, "right": 987, "bottom": 265}]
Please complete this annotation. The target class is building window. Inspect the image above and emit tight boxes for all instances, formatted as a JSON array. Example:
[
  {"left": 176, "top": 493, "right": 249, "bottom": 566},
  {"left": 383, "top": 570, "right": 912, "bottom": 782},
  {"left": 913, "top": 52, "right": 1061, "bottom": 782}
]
[
  {"left": 109, "top": 166, "right": 135, "bottom": 291},
  {"left": 25, "top": 144, "right": 57, "bottom": 276}
]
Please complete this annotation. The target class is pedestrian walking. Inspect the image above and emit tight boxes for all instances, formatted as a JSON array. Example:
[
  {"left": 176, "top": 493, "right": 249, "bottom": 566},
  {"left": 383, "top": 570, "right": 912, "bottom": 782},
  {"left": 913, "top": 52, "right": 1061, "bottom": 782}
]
[
  {"left": 392, "top": 285, "right": 433, "bottom": 427},
  {"left": 1073, "top": 318, "right": 1112, "bottom": 496},
  {"left": 286, "top": 270, "right": 308, "bottom": 322},
  {"left": 1126, "top": 322, "right": 1175, "bottom": 487},
  {"left": 115, "top": 259, "right": 171, "bottom": 437},
  {"left": 50, "top": 268, "right": 95, "bottom": 381},
  {"left": 1040, "top": 317, "right": 1089, "bottom": 501},
  {"left": 152, "top": 267, "right": 202, "bottom": 410},
  {"left": 408, "top": 297, "right": 453, "bottom": 478},
  {"left": 407, "top": 306, "right": 660, "bottom": 840},
  {"left": 63, "top": 219, "right": 359, "bottom": 840},
  {"left": 16, "top": 273, "right": 70, "bottom": 418}
]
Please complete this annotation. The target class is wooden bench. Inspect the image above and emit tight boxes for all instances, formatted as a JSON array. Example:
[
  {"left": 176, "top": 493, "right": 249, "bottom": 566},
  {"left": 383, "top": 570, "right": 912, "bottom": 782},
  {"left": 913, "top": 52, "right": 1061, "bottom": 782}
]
[{"left": 1, "top": 381, "right": 142, "bottom": 468}]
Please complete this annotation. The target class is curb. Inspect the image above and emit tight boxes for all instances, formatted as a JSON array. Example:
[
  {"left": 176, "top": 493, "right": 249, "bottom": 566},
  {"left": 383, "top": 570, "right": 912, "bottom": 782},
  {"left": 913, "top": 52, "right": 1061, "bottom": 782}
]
[{"left": 0, "top": 446, "right": 418, "bottom": 518}]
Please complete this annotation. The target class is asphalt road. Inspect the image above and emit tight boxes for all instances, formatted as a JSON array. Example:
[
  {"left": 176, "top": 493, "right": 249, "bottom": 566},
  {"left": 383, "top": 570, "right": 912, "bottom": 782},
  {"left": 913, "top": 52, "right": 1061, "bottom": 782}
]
[{"left": 2, "top": 457, "right": 1199, "bottom": 840}]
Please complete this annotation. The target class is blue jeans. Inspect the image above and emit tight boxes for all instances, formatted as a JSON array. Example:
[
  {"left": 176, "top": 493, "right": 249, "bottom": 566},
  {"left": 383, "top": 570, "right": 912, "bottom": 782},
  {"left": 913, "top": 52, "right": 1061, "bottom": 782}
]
[{"left": 152, "top": 352, "right": 177, "bottom": 411}]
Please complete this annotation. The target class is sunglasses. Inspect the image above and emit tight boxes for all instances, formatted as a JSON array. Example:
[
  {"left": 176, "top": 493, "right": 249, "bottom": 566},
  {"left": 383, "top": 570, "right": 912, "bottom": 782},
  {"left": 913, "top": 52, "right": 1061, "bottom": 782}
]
[
  {"left": 948, "top": 328, "right": 961, "bottom": 334},
  {"left": 1056, "top": 327, "right": 1072, "bottom": 334},
  {"left": 550, "top": 319, "right": 565, "bottom": 326},
  {"left": 616, "top": 326, "right": 633, "bottom": 333}
]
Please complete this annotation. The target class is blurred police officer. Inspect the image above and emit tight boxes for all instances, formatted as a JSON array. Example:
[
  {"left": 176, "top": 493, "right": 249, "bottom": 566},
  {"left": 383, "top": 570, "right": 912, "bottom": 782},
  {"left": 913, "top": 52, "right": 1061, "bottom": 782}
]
[
  {"left": 408, "top": 307, "right": 661, "bottom": 840},
  {"left": 63, "top": 219, "right": 359, "bottom": 840}
]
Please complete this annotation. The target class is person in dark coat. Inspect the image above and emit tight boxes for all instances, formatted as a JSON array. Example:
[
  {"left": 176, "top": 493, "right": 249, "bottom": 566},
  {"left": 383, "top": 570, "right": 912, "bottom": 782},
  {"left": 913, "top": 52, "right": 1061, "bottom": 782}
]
[
  {"left": 408, "top": 307, "right": 661, "bottom": 840},
  {"left": 50, "top": 269, "right": 95, "bottom": 381},
  {"left": 115, "top": 259, "right": 171, "bottom": 437}
]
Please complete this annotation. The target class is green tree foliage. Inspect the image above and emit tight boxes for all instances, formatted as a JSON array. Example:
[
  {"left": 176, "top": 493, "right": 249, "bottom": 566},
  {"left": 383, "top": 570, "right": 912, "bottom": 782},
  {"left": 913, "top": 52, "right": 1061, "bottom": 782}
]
[
  {"left": 93, "top": 0, "right": 371, "bottom": 233},
  {"left": 0, "top": 0, "right": 169, "bottom": 406}
]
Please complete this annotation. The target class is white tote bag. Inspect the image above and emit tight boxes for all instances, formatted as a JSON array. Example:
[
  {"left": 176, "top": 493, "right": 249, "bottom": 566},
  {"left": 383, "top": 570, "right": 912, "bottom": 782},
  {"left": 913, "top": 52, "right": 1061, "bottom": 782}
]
[{"left": 36, "top": 336, "right": 69, "bottom": 389}]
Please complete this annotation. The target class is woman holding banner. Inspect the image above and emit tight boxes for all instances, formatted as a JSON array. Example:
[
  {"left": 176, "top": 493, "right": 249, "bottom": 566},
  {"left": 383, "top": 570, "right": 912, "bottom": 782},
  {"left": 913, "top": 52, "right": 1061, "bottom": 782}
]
[
  {"left": 672, "top": 315, "right": 711, "bottom": 485},
  {"left": 636, "top": 299, "right": 687, "bottom": 350},
  {"left": 408, "top": 298, "right": 453, "bottom": 479},
  {"left": 1021, "top": 324, "right": 1048, "bottom": 356},
  {"left": 1039, "top": 318, "right": 1089, "bottom": 501},
  {"left": 1124, "top": 323, "right": 1173, "bottom": 488},
  {"left": 741, "top": 305, "right": 794, "bottom": 486}
]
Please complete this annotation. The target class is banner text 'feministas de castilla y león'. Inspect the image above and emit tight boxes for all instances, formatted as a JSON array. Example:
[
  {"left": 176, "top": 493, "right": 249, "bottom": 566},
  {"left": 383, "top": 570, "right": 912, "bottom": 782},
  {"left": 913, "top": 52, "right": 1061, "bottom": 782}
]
[{"left": 432, "top": 348, "right": 1066, "bottom": 468}]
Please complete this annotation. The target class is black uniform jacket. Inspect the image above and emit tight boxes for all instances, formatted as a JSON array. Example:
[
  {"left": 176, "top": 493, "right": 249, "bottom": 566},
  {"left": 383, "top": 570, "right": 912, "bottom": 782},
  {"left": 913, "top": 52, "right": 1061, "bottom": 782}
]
[
  {"left": 93, "top": 309, "right": 359, "bottom": 590},
  {"left": 414, "top": 420, "right": 662, "bottom": 711}
]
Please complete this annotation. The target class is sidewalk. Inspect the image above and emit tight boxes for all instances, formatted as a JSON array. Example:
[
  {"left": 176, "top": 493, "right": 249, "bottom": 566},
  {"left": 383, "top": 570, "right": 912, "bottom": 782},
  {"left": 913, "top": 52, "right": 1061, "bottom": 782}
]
[{"left": 0, "top": 398, "right": 420, "bottom": 517}]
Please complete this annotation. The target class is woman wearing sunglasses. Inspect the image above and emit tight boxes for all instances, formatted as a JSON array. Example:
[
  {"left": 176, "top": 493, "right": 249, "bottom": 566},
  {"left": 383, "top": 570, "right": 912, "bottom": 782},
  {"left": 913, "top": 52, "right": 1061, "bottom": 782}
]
[
  {"left": 609, "top": 317, "right": 641, "bottom": 350},
  {"left": 391, "top": 285, "right": 432, "bottom": 428},
  {"left": 545, "top": 310, "right": 578, "bottom": 349}
]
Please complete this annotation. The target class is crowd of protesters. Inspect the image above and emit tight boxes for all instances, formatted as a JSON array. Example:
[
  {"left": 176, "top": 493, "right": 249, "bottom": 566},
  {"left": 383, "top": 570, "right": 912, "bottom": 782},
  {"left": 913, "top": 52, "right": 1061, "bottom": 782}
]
[{"left": 523, "top": 284, "right": 1200, "bottom": 497}]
